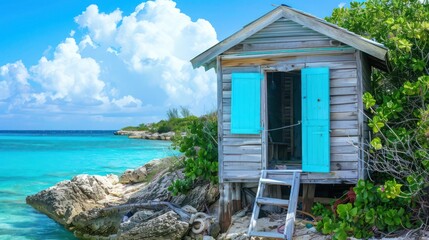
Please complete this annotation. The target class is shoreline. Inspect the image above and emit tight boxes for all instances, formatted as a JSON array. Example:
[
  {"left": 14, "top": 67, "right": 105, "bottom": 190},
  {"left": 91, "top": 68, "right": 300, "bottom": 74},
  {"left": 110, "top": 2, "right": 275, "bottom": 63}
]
[{"left": 114, "top": 130, "right": 176, "bottom": 141}]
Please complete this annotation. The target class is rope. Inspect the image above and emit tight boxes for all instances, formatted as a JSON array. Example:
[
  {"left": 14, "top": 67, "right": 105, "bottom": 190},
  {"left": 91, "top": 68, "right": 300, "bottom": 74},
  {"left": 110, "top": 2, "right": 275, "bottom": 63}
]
[
  {"left": 264, "top": 121, "right": 301, "bottom": 132},
  {"left": 189, "top": 212, "right": 212, "bottom": 234}
]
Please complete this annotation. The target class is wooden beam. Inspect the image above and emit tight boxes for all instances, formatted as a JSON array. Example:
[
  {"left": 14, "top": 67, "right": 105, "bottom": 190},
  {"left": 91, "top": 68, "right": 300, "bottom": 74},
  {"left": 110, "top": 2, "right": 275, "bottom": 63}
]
[
  {"left": 219, "top": 183, "right": 232, "bottom": 232},
  {"left": 302, "top": 184, "right": 316, "bottom": 213}
]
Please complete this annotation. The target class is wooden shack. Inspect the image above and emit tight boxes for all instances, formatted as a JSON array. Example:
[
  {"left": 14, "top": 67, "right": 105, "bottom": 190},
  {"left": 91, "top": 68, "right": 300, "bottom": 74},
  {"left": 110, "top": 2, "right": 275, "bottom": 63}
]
[{"left": 191, "top": 5, "right": 388, "bottom": 232}]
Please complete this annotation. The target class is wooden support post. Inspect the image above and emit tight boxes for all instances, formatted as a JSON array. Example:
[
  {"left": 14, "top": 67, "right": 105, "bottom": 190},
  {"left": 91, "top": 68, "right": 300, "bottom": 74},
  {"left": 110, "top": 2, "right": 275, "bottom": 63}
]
[
  {"left": 302, "top": 184, "right": 316, "bottom": 213},
  {"left": 232, "top": 183, "right": 242, "bottom": 213},
  {"left": 219, "top": 183, "right": 232, "bottom": 232}
]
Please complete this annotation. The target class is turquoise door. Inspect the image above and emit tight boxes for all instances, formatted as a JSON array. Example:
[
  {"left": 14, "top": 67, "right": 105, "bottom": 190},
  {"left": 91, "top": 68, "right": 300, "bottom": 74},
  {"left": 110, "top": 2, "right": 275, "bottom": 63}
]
[{"left": 301, "top": 68, "right": 330, "bottom": 173}]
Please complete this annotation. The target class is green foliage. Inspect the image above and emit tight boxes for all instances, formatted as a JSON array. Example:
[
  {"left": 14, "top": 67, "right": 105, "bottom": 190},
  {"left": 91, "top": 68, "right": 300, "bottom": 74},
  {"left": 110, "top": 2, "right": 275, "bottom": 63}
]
[
  {"left": 180, "top": 106, "right": 191, "bottom": 118},
  {"left": 121, "top": 123, "right": 150, "bottom": 131},
  {"left": 121, "top": 109, "right": 198, "bottom": 134},
  {"left": 314, "top": 180, "right": 412, "bottom": 239},
  {"left": 327, "top": 0, "right": 429, "bottom": 225},
  {"left": 168, "top": 113, "right": 218, "bottom": 195},
  {"left": 167, "top": 107, "right": 180, "bottom": 120}
]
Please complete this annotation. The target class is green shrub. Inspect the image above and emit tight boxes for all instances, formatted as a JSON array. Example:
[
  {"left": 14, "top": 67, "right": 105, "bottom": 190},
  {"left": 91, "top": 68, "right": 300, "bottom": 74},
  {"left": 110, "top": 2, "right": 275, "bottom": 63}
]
[
  {"left": 314, "top": 180, "right": 413, "bottom": 240},
  {"left": 168, "top": 113, "right": 218, "bottom": 195}
]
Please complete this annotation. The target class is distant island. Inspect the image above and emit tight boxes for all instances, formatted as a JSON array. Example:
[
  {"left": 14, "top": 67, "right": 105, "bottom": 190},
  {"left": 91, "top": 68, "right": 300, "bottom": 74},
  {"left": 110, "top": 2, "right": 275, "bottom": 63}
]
[{"left": 115, "top": 107, "right": 199, "bottom": 140}]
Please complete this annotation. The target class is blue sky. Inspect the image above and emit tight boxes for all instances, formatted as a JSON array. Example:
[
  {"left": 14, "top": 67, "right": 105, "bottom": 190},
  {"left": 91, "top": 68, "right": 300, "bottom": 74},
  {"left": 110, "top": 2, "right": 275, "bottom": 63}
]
[{"left": 0, "top": 0, "right": 359, "bottom": 130}]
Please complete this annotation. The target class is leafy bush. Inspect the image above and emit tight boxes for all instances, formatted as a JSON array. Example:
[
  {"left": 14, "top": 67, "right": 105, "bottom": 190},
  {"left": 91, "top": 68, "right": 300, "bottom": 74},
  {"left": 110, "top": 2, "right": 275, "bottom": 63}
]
[
  {"left": 168, "top": 113, "right": 218, "bottom": 195},
  {"left": 327, "top": 0, "right": 429, "bottom": 226},
  {"left": 313, "top": 180, "right": 413, "bottom": 240}
]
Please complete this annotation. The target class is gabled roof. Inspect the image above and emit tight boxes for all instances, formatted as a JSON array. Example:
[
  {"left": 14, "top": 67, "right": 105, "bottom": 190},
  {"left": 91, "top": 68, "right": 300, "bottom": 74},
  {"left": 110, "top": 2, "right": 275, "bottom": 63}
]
[{"left": 191, "top": 6, "right": 388, "bottom": 71}]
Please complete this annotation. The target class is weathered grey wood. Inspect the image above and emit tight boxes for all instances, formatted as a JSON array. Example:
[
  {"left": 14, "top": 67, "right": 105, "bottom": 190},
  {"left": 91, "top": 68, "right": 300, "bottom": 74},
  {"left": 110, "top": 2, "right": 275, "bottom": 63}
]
[
  {"left": 330, "top": 161, "right": 358, "bottom": 170},
  {"left": 331, "top": 153, "right": 358, "bottom": 162},
  {"left": 260, "top": 178, "right": 293, "bottom": 186},
  {"left": 223, "top": 154, "right": 262, "bottom": 162},
  {"left": 238, "top": 40, "right": 334, "bottom": 52},
  {"left": 356, "top": 51, "right": 365, "bottom": 180},
  {"left": 224, "top": 162, "right": 262, "bottom": 170},
  {"left": 232, "top": 183, "right": 242, "bottom": 213},
  {"left": 219, "top": 183, "right": 231, "bottom": 232},
  {"left": 280, "top": 7, "right": 387, "bottom": 60},
  {"left": 223, "top": 145, "right": 262, "bottom": 155},
  {"left": 302, "top": 184, "right": 316, "bottom": 214},
  {"left": 261, "top": 68, "right": 268, "bottom": 170},
  {"left": 223, "top": 138, "right": 262, "bottom": 145},
  {"left": 221, "top": 47, "right": 355, "bottom": 61},
  {"left": 331, "top": 78, "right": 358, "bottom": 88},
  {"left": 330, "top": 87, "right": 357, "bottom": 96},
  {"left": 331, "top": 112, "right": 358, "bottom": 120},
  {"left": 331, "top": 69, "right": 357, "bottom": 79},
  {"left": 331, "top": 136, "right": 359, "bottom": 145},
  {"left": 256, "top": 197, "right": 290, "bottom": 206},
  {"left": 191, "top": 7, "right": 284, "bottom": 69},
  {"left": 248, "top": 170, "right": 267, "bottom": 235},
  {"left": 330, "top": 103, "right": 358, "bottom": 112},
  {"left": 217, "top": 56, "right": 224, "bottom": 183},
  {"left": 331, "top": 145, "right": 358, "bottom": 154},
  {"left": 331, "top": 120, "right": 358, "bottom": 129},
  {"left": 331, "top": 128, "right": 359, "bottom": 137},
  {"left": 222, "top": 54, "right": 356, "bottom": 70},
  {"left": 284, "top": 171, "right": 301, "bottom": 240}
]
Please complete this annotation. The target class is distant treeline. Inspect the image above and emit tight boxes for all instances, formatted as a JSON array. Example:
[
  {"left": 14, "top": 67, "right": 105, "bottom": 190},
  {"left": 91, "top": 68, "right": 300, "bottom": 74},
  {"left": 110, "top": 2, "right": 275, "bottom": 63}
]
[{"left": 121, "top": 106, "right": 201, "bottom": 133}]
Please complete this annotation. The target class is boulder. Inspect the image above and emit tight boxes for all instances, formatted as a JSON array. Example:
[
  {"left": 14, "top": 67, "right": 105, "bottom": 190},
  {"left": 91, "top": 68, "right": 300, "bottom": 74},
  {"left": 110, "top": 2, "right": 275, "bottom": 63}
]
[
  {"left": 26, "top": 174, "right": 120, "bottom": 226},
  {"left": 117, "top": 211, "right": 189, "bottom": 240},
  {"left": 119, "top": 166, "right": 148, "bottom": 184}
]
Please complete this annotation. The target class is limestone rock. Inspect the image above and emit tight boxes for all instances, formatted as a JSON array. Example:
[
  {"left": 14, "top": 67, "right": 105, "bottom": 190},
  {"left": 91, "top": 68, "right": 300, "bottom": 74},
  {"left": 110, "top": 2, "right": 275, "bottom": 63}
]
[
  {"left": 119, "top": 166, "right": 147, "bottom": 184},
  {"left": 117, "top": 211, "right": 189, "bottom": 240},
  {"left": 26, "top": 157, "right": 219, "bottom": 239},
  {"left": 26, "top": 174, "right": 119, "bottom": 226}
]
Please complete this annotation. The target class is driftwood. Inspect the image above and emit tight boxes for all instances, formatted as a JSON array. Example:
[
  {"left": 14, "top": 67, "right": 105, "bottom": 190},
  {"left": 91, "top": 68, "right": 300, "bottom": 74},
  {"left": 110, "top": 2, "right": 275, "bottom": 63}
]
[{"left": 100, "top": 201, "right": 191, "bottom": 222}]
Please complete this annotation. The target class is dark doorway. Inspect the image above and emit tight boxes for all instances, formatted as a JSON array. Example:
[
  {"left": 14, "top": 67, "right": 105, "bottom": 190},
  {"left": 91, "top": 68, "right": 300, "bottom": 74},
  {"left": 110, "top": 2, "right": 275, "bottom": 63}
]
[{"left": 267, "top": 71, "right": 302, "bottom": 169}]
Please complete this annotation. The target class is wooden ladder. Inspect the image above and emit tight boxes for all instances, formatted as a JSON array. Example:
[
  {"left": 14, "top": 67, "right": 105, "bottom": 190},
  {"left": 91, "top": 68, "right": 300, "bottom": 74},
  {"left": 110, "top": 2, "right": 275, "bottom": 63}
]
[{"left": 248, "top": 170, "right": 301, "bottom": 240}]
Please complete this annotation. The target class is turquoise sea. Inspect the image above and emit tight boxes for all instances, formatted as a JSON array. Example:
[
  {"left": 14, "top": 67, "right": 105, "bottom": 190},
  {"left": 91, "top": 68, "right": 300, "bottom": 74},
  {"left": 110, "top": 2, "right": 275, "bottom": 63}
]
[{"left": 0, "top": 131, "right": 177, "bottom": 240}]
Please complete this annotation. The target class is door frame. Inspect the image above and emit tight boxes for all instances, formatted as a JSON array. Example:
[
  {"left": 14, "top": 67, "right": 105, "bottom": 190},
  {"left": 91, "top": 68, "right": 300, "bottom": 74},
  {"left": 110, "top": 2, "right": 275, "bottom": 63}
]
[{"left": 261, "top": 65, "right": 305, "bottom": 170}]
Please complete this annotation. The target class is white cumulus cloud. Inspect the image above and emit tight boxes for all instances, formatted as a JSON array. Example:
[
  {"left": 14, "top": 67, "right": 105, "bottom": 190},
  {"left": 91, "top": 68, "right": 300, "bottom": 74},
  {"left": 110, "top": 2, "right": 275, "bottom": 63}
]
[
  {"left": 75, "top": 0, "right": 218, "bottom": 115},
  {"left": 0, "top": 0, "right": 219, "bottom": 129},
  {"left": 31, "top": 38, "right": 106, "bottom": 104},
  {"left": 75, "top": 5, "right": 122, "bottom": 43},
  {"left": 0, "top": 61, "right": 30, "bottom": 100}
]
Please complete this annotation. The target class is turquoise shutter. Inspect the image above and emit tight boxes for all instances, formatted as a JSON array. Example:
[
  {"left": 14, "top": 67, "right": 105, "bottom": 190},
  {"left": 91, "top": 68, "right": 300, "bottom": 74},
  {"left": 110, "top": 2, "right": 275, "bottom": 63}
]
[
  {"left": 231, "top": 73, "right": 261, "bottom": 134},
  {"left": 301, "top": 67, "right": 330, "bottom": 172}
]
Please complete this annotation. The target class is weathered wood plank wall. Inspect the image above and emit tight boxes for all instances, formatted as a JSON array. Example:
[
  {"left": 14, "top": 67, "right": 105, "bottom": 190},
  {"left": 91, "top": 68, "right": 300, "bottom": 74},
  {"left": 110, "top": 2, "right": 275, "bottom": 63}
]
[{"left": 220, "top": 17, "right": 362, "bottom": 184}]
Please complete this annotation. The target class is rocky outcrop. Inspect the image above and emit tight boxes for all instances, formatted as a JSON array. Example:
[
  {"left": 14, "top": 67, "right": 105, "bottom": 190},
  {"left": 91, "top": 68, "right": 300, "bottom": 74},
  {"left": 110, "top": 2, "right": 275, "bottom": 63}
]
[
  {"left": 117, "top": 211, "right": 189, "bottom": 239},
  {"left": 114, "top": 130, "right": 176, "bottom": 141},
  {"left": 26, "top": 174, "right": 126, "bottom": 226},
  {"left": 26, "top": 157, "right": 219, "bottom": 240}
]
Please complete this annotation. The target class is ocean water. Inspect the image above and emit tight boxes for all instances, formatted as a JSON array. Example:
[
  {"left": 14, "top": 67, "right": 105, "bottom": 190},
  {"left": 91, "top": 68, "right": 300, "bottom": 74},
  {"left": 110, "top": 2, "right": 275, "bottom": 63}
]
[{"left": 0, "top": 131, "right": 177, "bottom": 240}]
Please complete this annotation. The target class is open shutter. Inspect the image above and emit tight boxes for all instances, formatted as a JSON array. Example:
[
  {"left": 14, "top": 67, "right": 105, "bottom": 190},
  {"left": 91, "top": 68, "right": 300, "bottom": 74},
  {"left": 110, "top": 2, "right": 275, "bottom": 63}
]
[
  {"left": 231, "top": 73, "right": 261, "bottom": 134},
  {"left": 301, "top": 67, "right": 330, "bottom": 172}
]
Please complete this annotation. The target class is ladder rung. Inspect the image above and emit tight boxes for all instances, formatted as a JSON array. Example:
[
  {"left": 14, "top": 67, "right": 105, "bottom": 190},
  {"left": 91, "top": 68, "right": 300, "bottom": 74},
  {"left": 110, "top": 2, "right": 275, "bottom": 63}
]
[
  {"left": 257, "top": 197, "right": 289, "bottom": 206},
  {"left": 249, "top": 231, "right": 284, "bottom": 239},
  {"left": 260, "top": 178, "right": 292, "bottom": 186}
]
